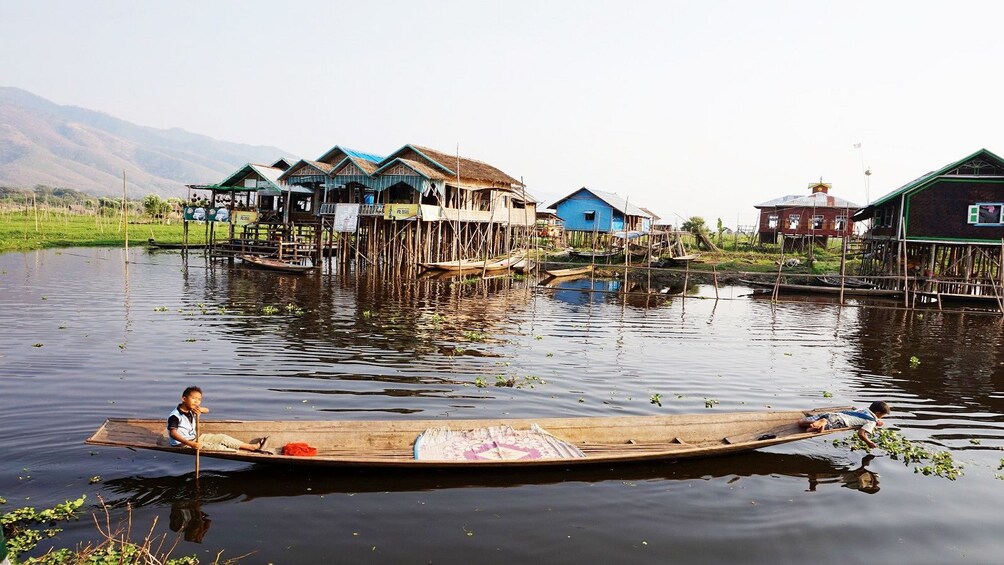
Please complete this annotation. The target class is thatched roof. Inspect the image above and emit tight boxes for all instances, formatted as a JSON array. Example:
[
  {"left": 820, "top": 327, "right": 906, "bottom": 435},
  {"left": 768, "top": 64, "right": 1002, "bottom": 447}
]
[
  {"left": 375, "top": 157, "right": 449, "bottom": 180},
  {"left": 218, "top": 163, "right": 285, "bottom": 191},
  {"left": 330, "top": 156, "right": 381, "bottom": 177},
  {"left": 278, "top": 159, "right": 334, "bottom": 182},
  {"left": 382, "top": 144, "right": 522, "bottom": 187}
]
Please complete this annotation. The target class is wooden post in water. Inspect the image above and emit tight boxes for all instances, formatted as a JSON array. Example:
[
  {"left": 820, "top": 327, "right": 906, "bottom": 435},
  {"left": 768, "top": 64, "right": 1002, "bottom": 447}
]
[
  {"left": 122, "top": 171, "right": 129, "bottom": 263},
  {"left": 838, "top": 235, "right": 847, "bottom": 304}
]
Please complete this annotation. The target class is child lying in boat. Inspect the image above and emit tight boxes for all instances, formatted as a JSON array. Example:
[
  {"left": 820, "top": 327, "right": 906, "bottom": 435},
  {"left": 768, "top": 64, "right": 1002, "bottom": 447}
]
[
  {"left": 167, "top": 386, "right": 270, "bottom": 454},
  {"left": 798, "top": 401, "right": 890, "bottom": 449}
]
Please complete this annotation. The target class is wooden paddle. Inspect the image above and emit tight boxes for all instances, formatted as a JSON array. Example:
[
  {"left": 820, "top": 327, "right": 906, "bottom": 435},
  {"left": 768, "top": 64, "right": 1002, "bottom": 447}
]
[{"left": 194, "top": 411, "right": 200, "bottom": 479}]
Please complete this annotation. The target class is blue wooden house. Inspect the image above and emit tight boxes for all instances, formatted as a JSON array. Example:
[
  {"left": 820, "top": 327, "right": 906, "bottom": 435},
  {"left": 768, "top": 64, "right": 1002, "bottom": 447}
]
[{"left": 550, "top": 187, "right": 652, "bottom": 234}]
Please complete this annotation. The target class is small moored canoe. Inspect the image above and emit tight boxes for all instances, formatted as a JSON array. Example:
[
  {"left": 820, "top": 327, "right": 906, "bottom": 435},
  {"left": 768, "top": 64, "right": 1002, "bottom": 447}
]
[
  {"left": 544, "top": 264, "right": 595, "bottom": 278},
  {"left": 241, "top": 254, "right": 315, "bottom": 273},
  {"left": 85, "top": 408, "right": 846, "bottom": 469}
]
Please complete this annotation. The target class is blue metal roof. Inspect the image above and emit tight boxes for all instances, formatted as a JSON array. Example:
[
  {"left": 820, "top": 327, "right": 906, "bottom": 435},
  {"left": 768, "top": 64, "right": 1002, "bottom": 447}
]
[{"left": 341, "top": 147, "right": 385, "bottom": 163}]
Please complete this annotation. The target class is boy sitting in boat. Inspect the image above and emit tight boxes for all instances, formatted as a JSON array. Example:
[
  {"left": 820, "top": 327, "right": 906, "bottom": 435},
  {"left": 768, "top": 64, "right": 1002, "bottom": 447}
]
[
  {"left": 168, "top": 386, "right": 269, "bottom": 453},
  {"left": 798, "top": 401, "right": 890, "bottom": 449}
]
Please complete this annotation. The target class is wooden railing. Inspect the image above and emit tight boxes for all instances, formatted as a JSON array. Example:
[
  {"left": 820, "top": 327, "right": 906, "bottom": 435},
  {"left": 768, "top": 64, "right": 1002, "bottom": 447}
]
[{"left": 313, "top": 202, "right": 533, "bottom": 224}]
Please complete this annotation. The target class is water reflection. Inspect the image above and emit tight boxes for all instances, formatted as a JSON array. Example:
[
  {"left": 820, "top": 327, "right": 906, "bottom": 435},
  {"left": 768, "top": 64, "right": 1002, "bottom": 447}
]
[{"left": 102, "top": 451, "right": 881, "bottom": 526}]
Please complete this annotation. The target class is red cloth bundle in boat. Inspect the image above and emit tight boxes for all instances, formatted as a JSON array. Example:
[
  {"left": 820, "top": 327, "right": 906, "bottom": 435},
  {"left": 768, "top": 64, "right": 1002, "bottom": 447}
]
[{"left": 281, "top": 442, "right": 318, "bottom": 456}]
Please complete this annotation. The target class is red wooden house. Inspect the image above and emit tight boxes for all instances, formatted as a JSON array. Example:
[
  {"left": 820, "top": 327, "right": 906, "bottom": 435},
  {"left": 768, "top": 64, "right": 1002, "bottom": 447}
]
[{"left": 755, "top": 181, "right": 860, "bottom": 248}]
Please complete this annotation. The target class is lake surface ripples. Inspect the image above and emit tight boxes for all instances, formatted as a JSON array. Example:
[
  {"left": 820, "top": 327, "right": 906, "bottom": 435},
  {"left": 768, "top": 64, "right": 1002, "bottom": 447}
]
[{"left": 1, "top": 248, "right": 1003, "bottom": 564}]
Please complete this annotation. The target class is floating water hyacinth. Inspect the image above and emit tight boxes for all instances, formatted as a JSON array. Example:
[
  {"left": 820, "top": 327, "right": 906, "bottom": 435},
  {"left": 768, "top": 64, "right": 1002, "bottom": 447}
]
[{"left": 833, "top": 428, "right": 963, "bottom": 480}]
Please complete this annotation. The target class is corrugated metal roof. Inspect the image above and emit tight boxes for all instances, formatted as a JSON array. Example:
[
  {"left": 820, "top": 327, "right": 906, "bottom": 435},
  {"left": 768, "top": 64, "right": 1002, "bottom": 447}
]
[
  {"left": 551, "top": 187, "right": 651, "bottom": 218},
  {"left": 755, "top": 192, "right": 860, "bottom": 209},
  {"left": 316, "top": 144, "right": 385, "bottom": 165}
]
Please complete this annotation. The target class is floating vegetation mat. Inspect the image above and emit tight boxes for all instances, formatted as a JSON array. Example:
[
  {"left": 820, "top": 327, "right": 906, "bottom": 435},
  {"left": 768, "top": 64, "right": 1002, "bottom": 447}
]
[{"left": 833, "top": 429, "right": 964, "bottom": 480}]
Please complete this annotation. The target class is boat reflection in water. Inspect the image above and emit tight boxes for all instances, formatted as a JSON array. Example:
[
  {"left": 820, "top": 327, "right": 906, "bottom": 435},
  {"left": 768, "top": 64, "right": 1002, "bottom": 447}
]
[{"left": 102, "top": 451, "right": 880, "bottom": 544}]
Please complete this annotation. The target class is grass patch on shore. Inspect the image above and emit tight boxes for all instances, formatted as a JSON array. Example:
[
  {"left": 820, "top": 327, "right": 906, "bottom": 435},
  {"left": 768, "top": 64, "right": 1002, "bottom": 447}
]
[{"left": 0, "top": 210, "right": 207, "bottom": 253}]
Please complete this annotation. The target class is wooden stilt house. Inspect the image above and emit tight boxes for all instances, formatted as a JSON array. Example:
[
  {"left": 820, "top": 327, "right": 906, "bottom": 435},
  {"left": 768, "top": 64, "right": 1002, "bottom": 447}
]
[
  {"left": 852, "top": 148, "right": 1004, "bottom": 303},
  {"left": 754, "top": 181, "right": 860, "bottom": 250},
  {"left": 211, "top": 143, "right": 534, "bottom": 268}
]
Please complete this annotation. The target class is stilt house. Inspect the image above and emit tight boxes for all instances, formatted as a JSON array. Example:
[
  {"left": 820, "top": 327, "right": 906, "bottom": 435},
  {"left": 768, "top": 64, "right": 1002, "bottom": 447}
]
[
  {"left": 204, "top": 144, "right": 535, "bottom": 267},
  {"left": 852, "top": 148, "right": 1004, "bottom": 301},
  {"left": 548, "top": 187, "right": 653, "bottom": 248},
  {"left": 754, "top": 181, "right": 860, "bottom": 248}
]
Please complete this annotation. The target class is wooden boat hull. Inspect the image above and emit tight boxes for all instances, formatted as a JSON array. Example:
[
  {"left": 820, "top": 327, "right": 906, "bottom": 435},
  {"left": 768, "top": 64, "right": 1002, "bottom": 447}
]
[
  {"left": 241, "top": 254, "right": 315, "bottom": 273},
  {"left": 85, "top": 409, "right": 844, "bottom": 469},
  {"left": 421, "top": 255, "right": 525, "bottom": 273},
  {"left": 740, "top": 279, "right": 902, "bottom": 297},
  {"left": 544, "top": 264, "right": 595, "bottom": 278}
]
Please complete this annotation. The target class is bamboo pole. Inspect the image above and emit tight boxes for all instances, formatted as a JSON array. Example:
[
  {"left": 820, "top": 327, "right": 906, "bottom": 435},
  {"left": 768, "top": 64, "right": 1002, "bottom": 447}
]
[
  {"left": 194, "top": 411, "right": 200, "bottom": 479},
  {"left": 122, "top": 171, "right": 129, "bottom": 263}
]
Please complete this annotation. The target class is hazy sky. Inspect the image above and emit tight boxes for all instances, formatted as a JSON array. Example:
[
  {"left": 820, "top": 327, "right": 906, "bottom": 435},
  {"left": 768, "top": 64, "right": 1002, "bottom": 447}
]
[{"left": 3, "top": 0, "right": 1004, "bottom": 227}]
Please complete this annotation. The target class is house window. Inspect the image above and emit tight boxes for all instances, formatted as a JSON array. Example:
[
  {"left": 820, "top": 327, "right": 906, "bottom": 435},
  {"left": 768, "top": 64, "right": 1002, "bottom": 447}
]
[
  {"left": 880, "top": 208, "right": 894, "bottom": 227},
  {"left": 835, "top": 216, "right": 846, "bottom": 231},
  {"left": 767, "top": 214, "right": 778, "bottom": 229},
  {"left": 788, "top": 214, "right": 800, "bottom": 229},
  {"left": 584, "top": 210, "right": 596, "bottom": 222},
  {"left": 812, "top": 215, "right": 824, "bottom": 229},
  {"left": 969, "top": 203, "right": 1004, "bottom": 225}
]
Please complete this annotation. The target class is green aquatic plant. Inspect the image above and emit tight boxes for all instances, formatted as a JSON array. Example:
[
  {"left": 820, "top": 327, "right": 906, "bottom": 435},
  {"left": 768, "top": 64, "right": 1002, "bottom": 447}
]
[
  {"left": 2, "top": 496, "right": 85, "bottom": 555},
  {"left": 704, "top": 398, "right": 719, "bottom": 408},
  {"left": 833, "top": 428, "right": 964, "bottom": 480},
  {"left": 650, "top": 393, "right": 662, "bottom": 407},
  {"left": 474, "top": 377, "right": 487, "bottom": 388},
  {"left": 909, "top": 355, "right": 921, "bottom": 368},
  {"left": 284, "top": 303, "right": 304, "bottom": 315},
  {"left": 822, "top": 391, "right": 833, "bottom": 398},
  {"left": 3, "top": 496, "right": 216, "bottom": 564},
  {"left": 261, "top": 305, "right": 279, "bottom": 315},
  {"left": 361, "top": 309, "right": 373, "bottom": 319},
  {"left": 153, "top": 306, "right": 168, "bottom": 312},
  {"left": 429, "top": 313, "right": 446, "bottom": 324},
  {"left": 463, "top": 330, "right": 487, "bottom": 342},
  {"left": 495, "top": 375, "right": 516, "bottom": 387},
  {"left": 32, "top": 343, "right": 43, "bottom": 347}
]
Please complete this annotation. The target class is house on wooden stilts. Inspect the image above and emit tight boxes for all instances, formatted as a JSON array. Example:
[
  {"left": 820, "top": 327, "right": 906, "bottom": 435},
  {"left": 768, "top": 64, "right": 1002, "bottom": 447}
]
[
  {"left": 754, "top": 181, "right": 860, "bottom": 251},
  {"left": 548, "top": 187, "right": 660, "bottom": 255},
  {"left": 852, "top": 148, "right": 1004, "bottom": 306}
]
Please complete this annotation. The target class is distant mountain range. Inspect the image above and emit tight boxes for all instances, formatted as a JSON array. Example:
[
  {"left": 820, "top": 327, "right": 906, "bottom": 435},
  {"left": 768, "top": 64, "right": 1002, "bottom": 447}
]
[{"left": 0, "top": 86, "right": 293, "bottom": 197}]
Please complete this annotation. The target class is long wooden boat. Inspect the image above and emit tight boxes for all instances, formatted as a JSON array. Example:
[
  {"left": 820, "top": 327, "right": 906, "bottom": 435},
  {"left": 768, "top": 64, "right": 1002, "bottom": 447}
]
[
  {"left": 85, "top": 408, "right": 845, "bottom": 469},
  {"left": 739, "top": 279, "right": 903, "bottom": 297},
  {"left": 544, "top": 264, "right": 595, "bottom": 278},
  {"left": 512, "top": 258, "right": 536, "bottom": 273},
  {"left": 420, "top": 254, "right": 525, "bottom": 274},
  {"left": 241, "top": 254, "right": 315, "bottom": 273},
  {"left": 814, "top": 276, "right": 876, "bottom": 289},
  {"left": 569, "top": 250, "right": 617, "bottom": 259}
]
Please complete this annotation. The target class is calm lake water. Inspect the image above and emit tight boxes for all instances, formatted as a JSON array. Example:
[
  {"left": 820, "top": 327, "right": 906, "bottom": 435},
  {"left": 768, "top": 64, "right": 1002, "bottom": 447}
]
[{"left": 2, "top": 247, "right": 1003, "bottom": 564}]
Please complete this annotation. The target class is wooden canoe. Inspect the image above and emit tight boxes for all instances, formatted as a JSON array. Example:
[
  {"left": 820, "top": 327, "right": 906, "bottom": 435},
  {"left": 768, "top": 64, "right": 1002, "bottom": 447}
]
[
  {"left": 421, "top": 254, "right": 525, "bottom": 274},
  {"left": 544, "top": 264, "right": 595, "bottom": 278},
  {"left": 740, "top": 279, "right": 903, "bottom": 297},
  {"left": 241, "top": 254, "right": 315, "bottom": 273},
  {"left": 85, "top": 408, "right": 846, "bottom": 469}
]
